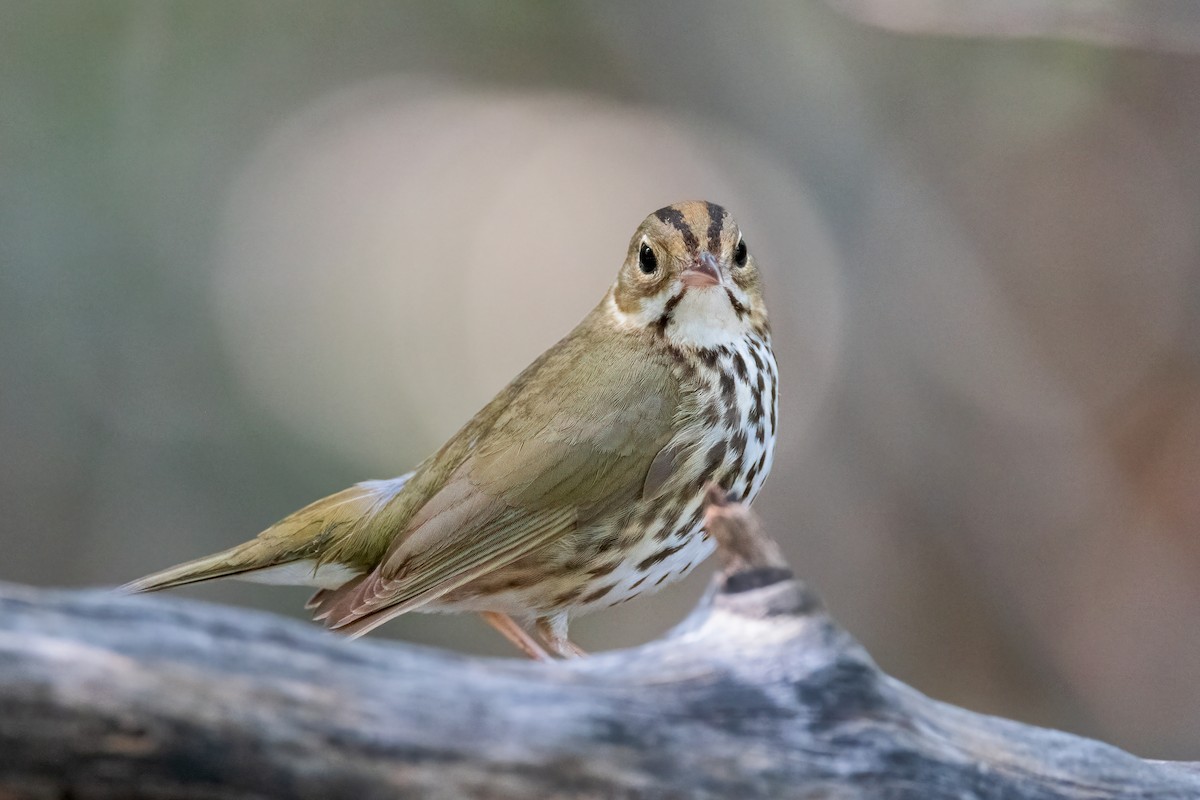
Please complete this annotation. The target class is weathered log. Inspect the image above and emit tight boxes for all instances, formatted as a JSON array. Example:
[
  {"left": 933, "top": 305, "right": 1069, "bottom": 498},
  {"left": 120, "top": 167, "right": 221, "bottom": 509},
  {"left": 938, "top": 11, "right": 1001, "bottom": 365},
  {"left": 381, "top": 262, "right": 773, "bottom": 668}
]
[{"left": 0, "top": 491, "right": 1196, "bottom": 799}]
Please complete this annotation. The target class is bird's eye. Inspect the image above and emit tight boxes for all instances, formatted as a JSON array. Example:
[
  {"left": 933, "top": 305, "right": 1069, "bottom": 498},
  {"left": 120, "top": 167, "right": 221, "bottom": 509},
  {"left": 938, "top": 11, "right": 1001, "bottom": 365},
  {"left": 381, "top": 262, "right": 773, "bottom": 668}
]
[
  {"left": 638, "top": 242, "right": 658, "bottom": 274},
  {"left": 733, "top": 238, "right": 748, "bottom": 267}
]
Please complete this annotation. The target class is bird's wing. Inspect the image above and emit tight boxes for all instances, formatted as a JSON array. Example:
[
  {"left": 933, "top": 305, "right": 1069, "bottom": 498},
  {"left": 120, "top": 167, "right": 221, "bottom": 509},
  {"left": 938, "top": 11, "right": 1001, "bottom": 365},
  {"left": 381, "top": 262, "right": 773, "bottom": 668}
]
[
  {"left": 315, "top": 324, "right": 682, "bottom": 632},
  {"left": 314, "top": 475, "right": 577, "bottom": 630}
]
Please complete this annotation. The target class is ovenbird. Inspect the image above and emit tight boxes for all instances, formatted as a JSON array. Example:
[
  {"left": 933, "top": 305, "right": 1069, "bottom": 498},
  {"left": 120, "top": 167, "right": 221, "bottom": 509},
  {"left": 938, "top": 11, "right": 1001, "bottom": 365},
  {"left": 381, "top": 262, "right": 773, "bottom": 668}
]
[{"left": 125, "top": 201, "right": 778, "bottom": 659}]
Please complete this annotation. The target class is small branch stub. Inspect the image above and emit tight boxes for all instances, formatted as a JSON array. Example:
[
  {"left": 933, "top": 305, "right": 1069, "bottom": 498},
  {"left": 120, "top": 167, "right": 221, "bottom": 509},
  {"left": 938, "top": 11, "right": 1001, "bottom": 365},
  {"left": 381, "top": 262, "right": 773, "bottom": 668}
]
[{"left": 704, "top": 483, "right": 822, "bottom": 616}]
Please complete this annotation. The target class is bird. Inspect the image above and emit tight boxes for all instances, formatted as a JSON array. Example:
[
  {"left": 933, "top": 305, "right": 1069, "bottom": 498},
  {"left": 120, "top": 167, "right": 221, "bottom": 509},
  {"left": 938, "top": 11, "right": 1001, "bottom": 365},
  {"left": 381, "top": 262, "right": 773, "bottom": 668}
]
[{"left": 124, "top": 200, "right": 778, "bottom": 660}]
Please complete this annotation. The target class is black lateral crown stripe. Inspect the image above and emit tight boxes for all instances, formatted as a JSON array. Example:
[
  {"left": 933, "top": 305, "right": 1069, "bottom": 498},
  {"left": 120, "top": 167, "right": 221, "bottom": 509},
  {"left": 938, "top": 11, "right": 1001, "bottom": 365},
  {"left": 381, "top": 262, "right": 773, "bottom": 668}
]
[
  {"left": 654, "top": 206, "right": 699, "bottom": 250},
  {"left": 704, "top": 202, "right": 725, "bottom": 253}
]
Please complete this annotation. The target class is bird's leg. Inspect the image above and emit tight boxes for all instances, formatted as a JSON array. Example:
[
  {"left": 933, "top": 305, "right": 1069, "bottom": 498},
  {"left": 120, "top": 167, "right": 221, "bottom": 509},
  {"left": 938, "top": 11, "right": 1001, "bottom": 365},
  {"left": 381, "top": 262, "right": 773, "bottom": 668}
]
[
  {"left": 479, "top": 611, "right": 551, "bottom": 661},
  {"left": 534, "top": 614, "right": 588, "bottom": 659}
]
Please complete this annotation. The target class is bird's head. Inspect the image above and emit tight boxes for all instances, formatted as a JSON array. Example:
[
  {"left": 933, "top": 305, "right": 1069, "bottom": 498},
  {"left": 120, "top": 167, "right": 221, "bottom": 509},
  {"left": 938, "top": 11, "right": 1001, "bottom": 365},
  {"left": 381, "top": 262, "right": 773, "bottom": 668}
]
[{"left": 610, "top": 201, "right": 768, "bottom": 348}]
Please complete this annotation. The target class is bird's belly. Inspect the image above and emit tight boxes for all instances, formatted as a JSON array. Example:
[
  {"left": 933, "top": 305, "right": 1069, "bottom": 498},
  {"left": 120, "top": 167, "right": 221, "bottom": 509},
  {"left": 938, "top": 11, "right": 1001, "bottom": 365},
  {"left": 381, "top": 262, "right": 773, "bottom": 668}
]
[
  {"left": 573, "top": 516, "right": 717, "bottom": 613},
  {"left": 438, "top": 513, "right": 717, "bottom": 618}
]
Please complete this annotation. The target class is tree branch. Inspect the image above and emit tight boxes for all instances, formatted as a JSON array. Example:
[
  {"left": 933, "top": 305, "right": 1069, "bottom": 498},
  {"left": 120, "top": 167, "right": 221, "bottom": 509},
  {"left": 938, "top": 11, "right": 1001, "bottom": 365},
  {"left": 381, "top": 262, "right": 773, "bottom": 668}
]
[
  {"left": 823, "top": 0, "right": 1200, "bottom": 53},
  {"left": 0, "top": 492, "right": 1196, "bottom": 799}
]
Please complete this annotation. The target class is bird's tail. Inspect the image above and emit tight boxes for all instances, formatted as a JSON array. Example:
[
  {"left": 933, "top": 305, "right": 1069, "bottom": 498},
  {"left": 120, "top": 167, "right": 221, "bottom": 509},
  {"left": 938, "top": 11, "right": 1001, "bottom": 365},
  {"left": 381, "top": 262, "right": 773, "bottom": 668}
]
[
  {"left": 120, "top": 472, "right": 415, "bottom": 594},
  {"left": 119, "top": 539, "right": 275, "bottom": 593}
]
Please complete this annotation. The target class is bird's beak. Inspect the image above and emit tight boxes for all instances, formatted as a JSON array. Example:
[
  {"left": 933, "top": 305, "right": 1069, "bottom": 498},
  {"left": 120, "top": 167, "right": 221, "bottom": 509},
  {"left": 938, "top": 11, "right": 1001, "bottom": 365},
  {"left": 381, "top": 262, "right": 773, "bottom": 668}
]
[{"left": 680, "top": 252, "right": 722, "bottom": 288}]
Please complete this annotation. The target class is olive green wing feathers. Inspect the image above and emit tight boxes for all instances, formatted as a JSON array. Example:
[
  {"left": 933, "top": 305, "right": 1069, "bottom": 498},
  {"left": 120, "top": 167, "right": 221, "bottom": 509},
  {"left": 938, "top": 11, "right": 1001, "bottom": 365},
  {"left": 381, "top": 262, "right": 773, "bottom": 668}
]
[{"left": 313, "top": 326, "right": 682, "bottom": 635}]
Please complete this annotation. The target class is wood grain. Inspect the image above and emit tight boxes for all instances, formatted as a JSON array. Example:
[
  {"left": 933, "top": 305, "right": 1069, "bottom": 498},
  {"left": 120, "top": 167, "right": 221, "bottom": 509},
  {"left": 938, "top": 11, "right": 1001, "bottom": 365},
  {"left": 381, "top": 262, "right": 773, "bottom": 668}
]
[{"left": 0, "top": 492, "right": 1195, "bottom": 799}]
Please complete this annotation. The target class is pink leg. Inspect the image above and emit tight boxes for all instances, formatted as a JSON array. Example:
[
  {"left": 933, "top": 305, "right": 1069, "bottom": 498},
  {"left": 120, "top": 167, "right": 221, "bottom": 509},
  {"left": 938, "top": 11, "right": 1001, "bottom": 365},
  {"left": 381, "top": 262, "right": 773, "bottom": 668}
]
[
  {"left": 535, "top": 614, "right": 588, "bottom": 659},
  {"left": 480, "top": 612, "right": 551, "bottom": 661}
]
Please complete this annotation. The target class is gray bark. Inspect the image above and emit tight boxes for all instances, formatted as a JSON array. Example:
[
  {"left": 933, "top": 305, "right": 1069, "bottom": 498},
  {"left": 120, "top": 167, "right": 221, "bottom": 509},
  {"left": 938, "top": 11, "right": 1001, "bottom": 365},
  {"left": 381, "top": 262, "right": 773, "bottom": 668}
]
[
  {"left": 0, "top": 494, "right": 1196, "bottom": 799},
  {"left": 823, "top": 0, "right": 1200, "bottom": 52}
]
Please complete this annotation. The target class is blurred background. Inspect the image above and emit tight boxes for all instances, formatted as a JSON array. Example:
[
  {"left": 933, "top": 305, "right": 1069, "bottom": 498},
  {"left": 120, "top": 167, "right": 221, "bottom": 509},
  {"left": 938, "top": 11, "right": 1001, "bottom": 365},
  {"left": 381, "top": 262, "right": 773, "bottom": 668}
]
[{"left": 3, "top": 0, "right": 1200, "bottom": 759}]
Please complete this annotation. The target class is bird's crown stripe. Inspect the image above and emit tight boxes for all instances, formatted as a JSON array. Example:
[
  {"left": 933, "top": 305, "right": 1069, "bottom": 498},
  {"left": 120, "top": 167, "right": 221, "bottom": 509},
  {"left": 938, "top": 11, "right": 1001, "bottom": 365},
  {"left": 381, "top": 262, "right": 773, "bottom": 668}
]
[
  {"left": 654, "top": 206, "right": 699, "bottom": 250},
  {"left": 704, "top": 202, "right": 725, "bottom": 253}
]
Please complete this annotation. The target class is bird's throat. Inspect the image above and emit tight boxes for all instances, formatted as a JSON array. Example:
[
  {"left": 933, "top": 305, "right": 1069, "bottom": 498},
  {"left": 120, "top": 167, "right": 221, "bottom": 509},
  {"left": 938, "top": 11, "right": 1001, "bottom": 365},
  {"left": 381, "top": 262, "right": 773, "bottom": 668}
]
[{"left": 663, "top": 288, "right": 753, "bottom": 349}]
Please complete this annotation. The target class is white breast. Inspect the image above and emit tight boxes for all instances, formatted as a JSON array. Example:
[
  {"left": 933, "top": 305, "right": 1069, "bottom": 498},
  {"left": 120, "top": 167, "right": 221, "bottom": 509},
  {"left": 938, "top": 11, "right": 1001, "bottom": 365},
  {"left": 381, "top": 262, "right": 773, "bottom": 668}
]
[{"left": 575, "top": 330, "right": 778, "bottom": 614}]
